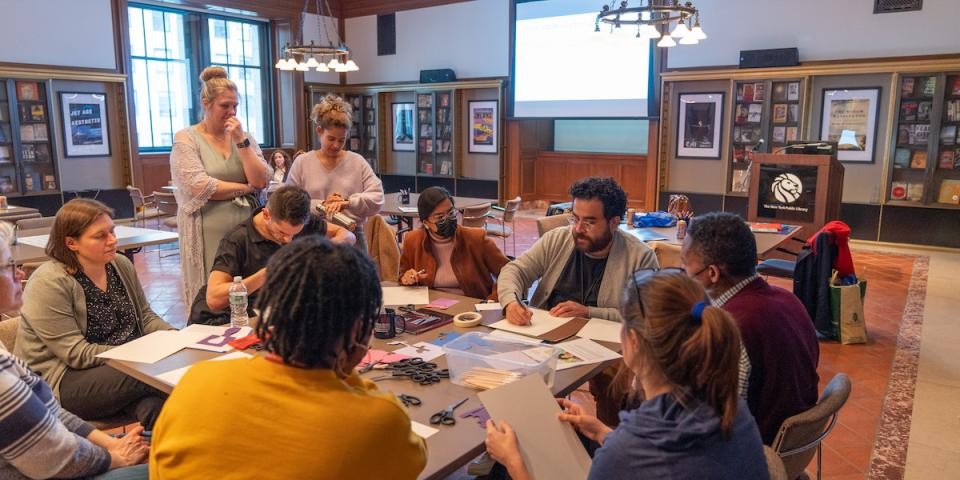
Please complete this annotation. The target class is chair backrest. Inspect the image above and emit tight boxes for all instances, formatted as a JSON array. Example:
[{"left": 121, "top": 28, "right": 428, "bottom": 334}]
[
  {"left": 461, "top": 202, "right": 492, "bottom": 228},
  {"left": 126, "top": 185, "right": 146, "bottom": 209},
  {"left": 0, "top": 316, "right": 19, "bottom": 351},
  {"left": 771, "top": 373, "right": 852, "bottom": 479},
  {"left": 153, "top": 191, "right": 178, "bottom": 216},
  {"left": 15, "top": 216, "right": 56, "bottom": 231},
  {"left": 501, "top": 196, "right": 522, "bottom": 222},
  {"left": 649, "top": 241, "right": 682, "bottom": 269},
  {"left": 763, "top": 445, "right": 789, "bottom": 480},
  {"left": 536, "top": 213, "right": 571, "bottom": 237}
]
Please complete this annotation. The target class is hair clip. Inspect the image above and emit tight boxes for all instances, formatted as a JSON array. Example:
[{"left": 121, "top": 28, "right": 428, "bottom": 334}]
[{"left": 691, "top": 300, "right": 707, "bottom": 324}]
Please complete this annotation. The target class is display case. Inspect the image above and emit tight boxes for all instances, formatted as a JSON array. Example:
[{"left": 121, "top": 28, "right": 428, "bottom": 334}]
[
  {"left": 342, "top": 93, "right": 378, "bottom": 173},
  {"left": 934, "top": 73, "right": 960, "bottom": 205},
  {"left": 416, "top": 90, "right": 454, "bottom": 177},
  {"left": 0, "top": 79, "right": 59, "bottom": 196}
]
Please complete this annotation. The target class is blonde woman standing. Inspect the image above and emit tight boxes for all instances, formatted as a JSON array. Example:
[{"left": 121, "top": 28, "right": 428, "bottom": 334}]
[
  {"left": 170, "top": 66, "right": 271, "bottom": 306},
  {"left": 287, "top": 94, "right": 383, "bottom": 251}
]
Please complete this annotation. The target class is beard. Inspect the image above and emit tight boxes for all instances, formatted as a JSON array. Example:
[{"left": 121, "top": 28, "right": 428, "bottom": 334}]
[{"left": 573, "top": 228, "right": 613, "bottom": 254}]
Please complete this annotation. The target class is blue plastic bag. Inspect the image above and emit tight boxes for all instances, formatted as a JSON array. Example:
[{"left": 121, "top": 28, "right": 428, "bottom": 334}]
[{"left": 635, "top": 211, "right": 677, "bottom": 228}]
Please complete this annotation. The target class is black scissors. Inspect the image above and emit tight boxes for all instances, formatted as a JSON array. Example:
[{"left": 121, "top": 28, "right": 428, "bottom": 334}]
[
  {"left": 397, "top": 394, "right": 422, "bottom": 407},
  {"left": 412, "top": 368, "right": 449, "bottom": 385},
  {"left": 430, "top": 397, "right": 468, "bottom": 426}
]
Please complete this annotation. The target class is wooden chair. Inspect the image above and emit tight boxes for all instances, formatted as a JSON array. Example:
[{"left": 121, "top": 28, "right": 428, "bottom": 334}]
[
  {"left": 126, "top": 185, "right": 160, "bottom": 228},
  {"left": 771, "top": 373, "right": 851, "bottom": 480},
  {"left": 485, "top": 196, "right": 521, "bottom": 256},
  {"left": 461, "top": 202, "right": 492, "bottom": 229},
  {"left": 535, "top": 213, "right": 571, "bottom": 237}
]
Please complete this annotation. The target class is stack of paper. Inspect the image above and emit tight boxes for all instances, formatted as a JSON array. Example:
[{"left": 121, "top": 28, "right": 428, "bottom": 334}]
[
  {"left": 382, "top": 286, "right": 430, "bottom": 305},
  {"left": 155, "top": 351, "right": 254, "bottom": 386},
  {"left": 487, "top": 308, "right": 571, "bottom": 338},
  {"left": 553, "top": 338, "right": 622, "bottom": 371},
  {"left": 576, "top": 319, "right": 622, "bottom": 344},
  {"left": 95, "top": 330, "right": 209, "bottom": 364}
]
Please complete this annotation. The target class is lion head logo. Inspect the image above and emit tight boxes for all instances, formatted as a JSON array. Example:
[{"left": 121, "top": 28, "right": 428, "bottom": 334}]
[{"left": 772, "top": 173, "right": 803, "bottom": 204}]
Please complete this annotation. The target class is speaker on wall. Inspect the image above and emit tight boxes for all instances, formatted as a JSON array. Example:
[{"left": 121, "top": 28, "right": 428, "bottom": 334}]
[
  {"left": 739, "top": 48, "right": 800, "bottom": 69},
  {"left": 420, "top": 68, "right": 457, "bottom": 83}
]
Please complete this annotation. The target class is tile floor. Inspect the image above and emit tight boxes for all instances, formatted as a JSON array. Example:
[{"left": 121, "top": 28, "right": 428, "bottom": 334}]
[{"left": 130, "top": 209, "right": 955, "bottom": 480}]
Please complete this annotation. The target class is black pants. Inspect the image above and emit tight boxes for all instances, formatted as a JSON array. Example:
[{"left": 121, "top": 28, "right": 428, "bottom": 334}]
[{"left": 59, "top": 365, "right": 166, "bottom": 430}]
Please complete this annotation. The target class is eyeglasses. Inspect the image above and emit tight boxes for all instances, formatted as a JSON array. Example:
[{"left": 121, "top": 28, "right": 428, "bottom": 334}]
[
  {"left": 428, "top": 208, "right": 458, "bottom": 223},
  {"left": 5, "top": 259, "right": 17, "bottom": 278},
  {"left": 630, "top": 268, "right": 659, "bottom": 318},
  {"left": 567, "top": 215, "right": 600, "bottom": 231}
]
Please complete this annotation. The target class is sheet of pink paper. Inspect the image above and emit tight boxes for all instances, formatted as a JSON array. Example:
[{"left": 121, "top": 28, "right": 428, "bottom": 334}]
[
  {"left": 359, "top": 349, "right": 411, "bottom": 368},
  {"left": 425, "top": 298, "right": 459, "bottom": 309}
]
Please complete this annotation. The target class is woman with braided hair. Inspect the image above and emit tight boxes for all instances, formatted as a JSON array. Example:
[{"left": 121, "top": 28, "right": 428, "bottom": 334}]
[
  {"left": 287, "top": 93, "right": 384, "bottom": 251},
  {"left": 485, "top": 270, "right": 768, "bottom": 479},
  {"left": 149, "top": 237, "right": 426, "bottom": 479}
]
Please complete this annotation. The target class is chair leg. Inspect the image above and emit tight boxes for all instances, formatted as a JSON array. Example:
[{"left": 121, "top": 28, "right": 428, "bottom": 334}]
[
  {"left": 510, "top": 220, "right": 516, "bottom": 257},
  {"left": 816, "top": 444, "right": 822, "bottom": 480}
]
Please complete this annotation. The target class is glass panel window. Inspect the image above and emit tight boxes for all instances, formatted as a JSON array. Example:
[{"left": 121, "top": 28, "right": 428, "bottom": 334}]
[{"left": 209, "top": 16, "right": 267, "bottom": 142}]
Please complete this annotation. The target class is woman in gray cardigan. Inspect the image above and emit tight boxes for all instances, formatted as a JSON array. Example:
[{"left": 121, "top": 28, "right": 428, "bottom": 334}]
[{"left": 15, "top": 199, "right": 172, "bottom": 429}]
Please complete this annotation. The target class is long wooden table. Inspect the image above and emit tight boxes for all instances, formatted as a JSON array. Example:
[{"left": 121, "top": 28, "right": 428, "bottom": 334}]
[
  {"left": 381, "top": 192, "right": 496, "bottom": 243},
  {"left": 12, "top": 224, "right": 179, "bottom": 264},
  {"left": 0, "top": 205, "right": 40, "bottom": 219},
  {"left": 618, "top": 223, "right": 802, "bottom": 257},
  {"left": 106, "top": 290, "right": 617, "bottom": 480}
]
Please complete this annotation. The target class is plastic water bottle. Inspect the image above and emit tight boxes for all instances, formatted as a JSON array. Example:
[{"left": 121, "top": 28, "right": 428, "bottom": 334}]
[{"left": 228, "top": 276, "right": 249, "bottom": 328}]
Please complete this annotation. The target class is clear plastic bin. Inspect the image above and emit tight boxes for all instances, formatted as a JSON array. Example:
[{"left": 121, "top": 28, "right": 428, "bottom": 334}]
[{"left": 442, "top": 332, "right": 562, "bottom": 389}]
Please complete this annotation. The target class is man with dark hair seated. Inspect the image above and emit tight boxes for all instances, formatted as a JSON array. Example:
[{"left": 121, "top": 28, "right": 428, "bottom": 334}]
[
  {"left": 498, "top": 176, "right": 658, "bottom": 425},
  {"left": 680, "top": 211, "right": 819, "bottom": 444},
  {"left": 189, "top": 185, "right": 354, "bottom": 325}
]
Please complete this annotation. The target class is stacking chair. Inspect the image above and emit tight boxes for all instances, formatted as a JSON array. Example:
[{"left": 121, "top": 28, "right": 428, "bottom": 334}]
[
  {"left": 535, "top": 213, "right": 571, "bottom": 237},
  {"left": 764, "top": 445, "right": 789, "bottom": 480},
  {"left": 485, "top": 196, "right": 521, "bottom": 256},
  {"left": 152, "top": 191, "right": 179, "bottom": 230},
  {"left": 14, "top": 216, "right": 56, "bottom": 231},
  {"left": 460, "top": 202, "right": 492, "bottom": 229},
  {"left": 771, "top": 373, "right": 852, "bottom": 480},
  {"left": 126, "top": 185, "right": 160, "bottom": 228}
]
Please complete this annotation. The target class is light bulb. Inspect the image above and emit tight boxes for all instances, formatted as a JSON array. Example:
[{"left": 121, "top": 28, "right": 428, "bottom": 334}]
[
  {"left": 690, "top": 24, "right": 707, "bottom": 40},
  {"left": 274, "top": 59, "right": 286, "bottom": 69},
  {"left": 284, "top": 58, "right": 298, "bottom": 70},
  {"left": 295, "top": 61, "right": 309, "bottom": 71},
  {"left": 345, "top": 59, "right": 358, "bottom": 71},
  {"left": 305, "top": 57, "right": 320, "bottom": 68},
  {"left": 327, "top": 58, "right": 341, "bottom": 69},
  {"left": 670, "top": 20, "right": 689, "bottom": 38},
  {"left": 657, "top": 35, "right": 677, "bottom": 47},
  {"left": 639, "top": 23, "right": 661, "bottom": 39},
  {"left": 315, "top": 62, "right": 330, "bottom": 72}
]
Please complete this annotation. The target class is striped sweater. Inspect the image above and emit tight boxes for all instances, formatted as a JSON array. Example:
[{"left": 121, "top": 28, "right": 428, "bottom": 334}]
[{"left": 0, "top": 348, "right": 111, "bottom": 479}]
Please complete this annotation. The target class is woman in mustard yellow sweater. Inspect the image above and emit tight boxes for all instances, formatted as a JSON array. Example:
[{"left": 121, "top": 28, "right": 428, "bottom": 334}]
[{"left": 149, "top": 237, "right": 426, "bottom": 479}]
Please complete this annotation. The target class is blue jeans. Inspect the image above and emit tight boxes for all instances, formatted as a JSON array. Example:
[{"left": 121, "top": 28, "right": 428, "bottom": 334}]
[{"left": 91, "top": 464, "right": 148, "bottom": 480}]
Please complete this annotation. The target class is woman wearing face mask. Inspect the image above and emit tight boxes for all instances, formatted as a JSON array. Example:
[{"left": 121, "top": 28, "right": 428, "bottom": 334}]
[
  {"left": 150, "top": 237, "right": 426, "bottom": 479},
  {"left": 485, "top": 270, "right": 768, "bottom": 479},
  {"left": 287, "top": 94, "right": 384, "bottom": 252},
  {"left": 170, "top": 66, "right": 271, "bottom": 307},
  {"left": 398, "top": 187, "right": 509, "bottom": 300}
]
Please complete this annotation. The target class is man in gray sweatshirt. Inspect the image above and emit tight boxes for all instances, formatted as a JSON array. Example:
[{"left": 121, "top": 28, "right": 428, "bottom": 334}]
[{"left": 498, "top": 176, "right": 659, "bottom": 324}]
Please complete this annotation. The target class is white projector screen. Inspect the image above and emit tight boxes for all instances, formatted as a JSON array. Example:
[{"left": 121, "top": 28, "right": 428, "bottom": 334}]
[{"left": 513, "top": 0, "right": 652, "bottom": 118}]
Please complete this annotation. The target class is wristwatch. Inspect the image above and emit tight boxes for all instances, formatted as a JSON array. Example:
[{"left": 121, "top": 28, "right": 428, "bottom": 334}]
[{"left": 236, "top": 138, "right": 251, "bottom": 149}]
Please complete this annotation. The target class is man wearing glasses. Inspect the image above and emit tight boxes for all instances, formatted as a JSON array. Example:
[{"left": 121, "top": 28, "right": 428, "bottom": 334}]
[
  {"left": 189, "top": 185, "right": 354, "bottom": 325},
  {"left": 499, "top": 177, "right": 658, "bottom": 323}
]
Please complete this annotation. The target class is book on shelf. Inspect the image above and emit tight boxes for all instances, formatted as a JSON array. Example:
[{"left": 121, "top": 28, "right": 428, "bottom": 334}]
[
  {"left": 920, "top": 76, "right": 936, "bottom": 98},
  {"left": 941, "top": 125, "right": 957, "bottom": 145},
  {"left": 15, "top": 82, "right": 39, "bottom": 101},
  {"left": 732, "top": 146, "right": 747, "bottom": 162},
  {"left": 20, "top": 144, "right": 35, "bottom": 161},
  {"left": 753, "top": 83, "right": 766, "bottom": 101},
  {"left": 786, "top": 126, "right": 798, "bottom": 142},
  {"left": 900, "top": 78, "right": 915, "bottom": 97},
  {"left": 439, "top": 94, "right": 450, "bottom": 107},
  {"left": 773, "top": 83, "right": 787, "bottom": 101},
  {"left": 900, "top": 101, "right": 918, "bottom": 121},
  {"left": 913, "top": 124, "right": 930, "bottom": 144},
  {"left": 898, "top": 125, "right": 911, "bottom": 144},
  {"left": 938, "top": 180, "right": 960, "bottom": 204},
  {"left": 894, "top": 148, "right": 911, "bottom": 168},
  {"left": 0, "top": 106, "right": 6, "bottom": 122},
  {"left": 0, "top": 146, "right": 9, "bottom": 162},
  {"left": 787, "top": 82, "right": 800, "bottom": 101},
  {"left": 0, "top": 176, "right": 12, "bottom": 193},
  {"left": 939, "top": 150, "right": 957, "bottom": 169},
  {"left": 747, "top": 104, "right": 762, "bottom": 123},
  {"left": 742, "top": 83, "right": 754, "bottom": 102},
  {"left": 949, "top": 76, "right": 960, "bottom": 96},
  {"left": 439, "top": 160, "right": 451, "bottom": 176},
  {"left": 349, "top": 138, "right": 360, "bottom": 151},
  {"left": 24, "top": 174, "right": 35, "bottom": 192},
  {"left": 43, "top": 175, "right": 57, "bottom": 191},
  {"left": 772, "top": 104, "right": 787, "bottom": 123},
  {"left": 772, "top": 126, "right": 786, "bottom": 143},
  {"left": 946, "top": 100, "right": 960, "bottom": 122},
  {"left": 34, "top": 144, "right": 50, "bottom": 162},
  {"left": 907, "top": 183, "right": 924, "bottom": 201},
  {"left": 0, "top": 127, "right": 6, "bottom": 144},
  {"left": 19, "top": 125, "right": 34, "bottom": 142},
  {"left": 748, "top": 222, "right": 782, "bottom": 233},
  {"left": 731, "top": 169, "right": 750, "bottom": 193},
  {"left": 891, "top": 181, "right": 908, "bottom": 200},
  {"left": 787, "top": 104, "right": 799, "bottom": 123},
  {"left": 910, "top": 150, "right": 927, "bottom": 169},
  {"left": 917, "top": 102, "right": 933, "bottom": 122}
]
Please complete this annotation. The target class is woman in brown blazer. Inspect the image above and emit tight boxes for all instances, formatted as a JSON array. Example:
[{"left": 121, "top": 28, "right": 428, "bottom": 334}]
[{"left": 399, "top": 187, "right": 509, "bottom": 300}]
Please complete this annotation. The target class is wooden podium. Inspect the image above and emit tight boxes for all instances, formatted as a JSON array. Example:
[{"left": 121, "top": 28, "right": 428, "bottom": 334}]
[{"left": 748, "top": 153, "right": 845, "bottom": 241}]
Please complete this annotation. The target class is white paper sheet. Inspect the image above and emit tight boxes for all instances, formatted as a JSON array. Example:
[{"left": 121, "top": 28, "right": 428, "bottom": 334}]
[
  {"left": 411, "top": 421, "right": 439, "bottom": 439},
  {"left": 391, "top": 342, "right": 445, "bottom": 361},
  {"left": 488, "top": 329, "right": 544, "bottom": 344},
  {"left": 552, "top": 338, "right": 622, "bottom": 371},
  {"left": 576, "top": 318, "right": 622, "bottom": 344},
  {"left": 381, "top": 286, "right": 430, "bottom": 306},
  {"left": 17, "top": 225, "right": 154, "bottom": 248},
  {"left": 478, "top": 375, "right": 592, "bottom": 480},
  {"left": 474, "top": 302, "right": 502, "bottom": 311},
  {"left": 398, "top": 206, "right": 419, "bottom": 213},
  {"left": 95, "top": 330, "right": 209, "bottom": 364},
  {"left": 487, "top": 308, "right": 571, "bottom": 338},
  {"left": 155, "top": 351, "right": 254, "bottom": 386}
]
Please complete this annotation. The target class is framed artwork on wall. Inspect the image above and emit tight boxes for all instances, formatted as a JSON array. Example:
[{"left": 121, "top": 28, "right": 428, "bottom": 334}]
[
  {"left": 819, "top": 87, "right": 881, "bottom": 163},
  {"left": 392, "top": 102, "right": 414, "bottom": 151},
  {"left": 59, "top": 92, "right": 110, "bottom": 157},
  {"left": 468, "top": 100, "right": 497, "bottom": 154},
  {"left": 676, "top": 92, "right": 724, "bottom": 159}
]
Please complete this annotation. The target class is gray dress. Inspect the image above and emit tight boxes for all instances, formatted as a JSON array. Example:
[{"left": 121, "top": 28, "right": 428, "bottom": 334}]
[{"left": 169, "top": 127, "right": 268, "bottom": 307}]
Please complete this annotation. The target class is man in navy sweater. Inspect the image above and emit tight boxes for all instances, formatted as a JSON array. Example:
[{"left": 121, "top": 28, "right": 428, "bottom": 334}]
[{"left": 680, "top": 212, "right": 820, "bottom": 444}]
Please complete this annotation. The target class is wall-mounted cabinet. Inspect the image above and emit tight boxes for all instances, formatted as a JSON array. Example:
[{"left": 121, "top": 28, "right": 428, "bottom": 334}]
[
  {"left": 0, "top": 79, "right": 59, "bottom": 197},
  {"left": 416, "top": 90, "right": 454, "bottom": 177},
  {"left": 341, "top": 93, "right": 378, "bottom": 173}
]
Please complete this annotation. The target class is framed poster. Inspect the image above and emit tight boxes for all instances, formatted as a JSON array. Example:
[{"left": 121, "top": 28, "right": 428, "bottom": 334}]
[
  {"left": 468, "top": 100, "right": 497, "bottom": 154},
  {"left": 819, "top": 87, "right": 881, "bottom": 163},
  {"left": 59, "top": 92, "right": 110, "bottom": 157},
  {"left": 676, "top": 92, "right": 724, "bottom": 159},
  {"left": 392, "top": 102, "right": 414, "bottom": 151}
]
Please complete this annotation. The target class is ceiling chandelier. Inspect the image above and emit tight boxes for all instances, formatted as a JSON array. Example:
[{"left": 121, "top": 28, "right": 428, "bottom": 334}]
[
  {"left": 275, "top": 0, "right": 358, "bottom": 72},
  {"left": 595, "top": 0, "right": 707, "bottom": 48}
]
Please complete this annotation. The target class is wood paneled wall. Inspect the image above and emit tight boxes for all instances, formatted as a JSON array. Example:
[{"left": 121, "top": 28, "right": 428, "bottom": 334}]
[
  {"left": 138, "top": 154, "right": 173, "bottom": 197},
  {"left": 535, "top": 152, "right": 653, "bottom": 210}
]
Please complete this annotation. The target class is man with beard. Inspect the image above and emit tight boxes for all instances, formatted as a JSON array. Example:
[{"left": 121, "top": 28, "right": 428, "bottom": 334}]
[
  {"left": 499, "top": 177, "right": 658, "bottom": 323},
  {"left": 497, "top": 177, "right": 658, "bottom": 426}
]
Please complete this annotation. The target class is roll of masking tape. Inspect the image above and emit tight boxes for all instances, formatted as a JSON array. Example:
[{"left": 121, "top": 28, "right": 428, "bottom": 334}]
[{"left": 453, "top": 311, "right": 482, "bottom": 328}]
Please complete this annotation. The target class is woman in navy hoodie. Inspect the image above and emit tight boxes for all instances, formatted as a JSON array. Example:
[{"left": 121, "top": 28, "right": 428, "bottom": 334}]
[{"left": 486, "top": 270, "right": 769, "bottom": 480}]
